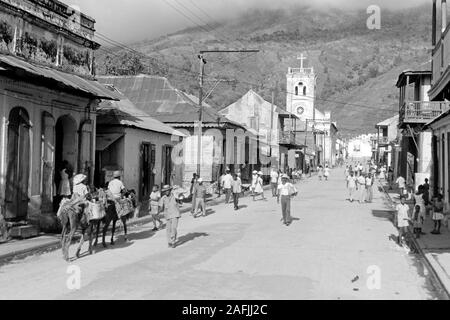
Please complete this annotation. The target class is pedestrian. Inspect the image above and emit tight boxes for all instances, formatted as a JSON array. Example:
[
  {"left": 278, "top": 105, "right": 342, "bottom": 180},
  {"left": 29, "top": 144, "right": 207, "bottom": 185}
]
[
  {"left": 413, "top": 185, "right": 426, "bottom": 230},
  {"left": 253, "top": 171, "right": 266, "bottom": 201},
  {"left": 58, "top": 160, "right": 72, "bottom": 200},
  {"left": 270, "top": 167, "right": 279, "bottom": 197},
  {"left": 193, "top": 178, "right": 207, "bottom": 218},
  {"left": 396, "top": 175, "right": 406, "bottom": 197},
  {"left": 395, "top": 195, "right": 411, "bottom": 246},
  {"left": 222, "top": 169, "right": 233, "bottom": 204},
  {"left": 388, "top": 167, "right": 394, "bottom": 190},
  {"left": 218, "top": 172, "right": 225, "bottom": 198},
  {"left": 251, "top": 170, "right": 258, "bottom": 198},
  {"left": 356, "top": 173, "right": 366, "bottom": 204},
  {"left": 432, "top": 194, "right": 445, "bottom": 235},
  {"left": 149, "top": 185, "right": 163, "bottom": 231},
  {"left": 190, "top": 173, "right": 198, "bottom": 214},
  {"left": 346, "top": 171, "right": 357, "bottom": 202},
  {"left": 324, "top": 165, "right": 330, "bottom": 181},
  {"left": 232, "top": 173, "right": 242, "bottom": 211},
  {"left": 159, "top": 185, "right": 181, "bottom": 248},
  {"left": 277, "top": 174, "right": 298, "bottom": 226},
  {"left": 365, "top": 173, "right": 374, "bottom": 203},
  {"left": 412, "top": 205, "right": 422, "bottom": 239},
  {"left": 318, "top": 165, "right": 324, "bottom": 181},
  {"left": 344, "top": 165, "right": 349, "bottom": 179},
  {"left": 72, "top": 174, "right": 89, "bottom": 200},
  {"left": 379, "top": 165, "right": 387, "bottom": 180}
]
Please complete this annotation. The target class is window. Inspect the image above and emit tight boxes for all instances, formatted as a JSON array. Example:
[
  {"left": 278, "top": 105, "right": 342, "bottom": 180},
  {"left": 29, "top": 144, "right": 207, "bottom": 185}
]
[
  {"left": 295, "top": 86, "right": 298, "bottom": 96},
  {"left": 303, "top": 86, "right": 307, "bottom": 96}
]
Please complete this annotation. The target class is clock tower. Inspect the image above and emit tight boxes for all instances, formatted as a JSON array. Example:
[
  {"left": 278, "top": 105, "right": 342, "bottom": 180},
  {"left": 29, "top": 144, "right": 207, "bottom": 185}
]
[{"left": 286, "top": 53, "right": 316, "bottom": 123}]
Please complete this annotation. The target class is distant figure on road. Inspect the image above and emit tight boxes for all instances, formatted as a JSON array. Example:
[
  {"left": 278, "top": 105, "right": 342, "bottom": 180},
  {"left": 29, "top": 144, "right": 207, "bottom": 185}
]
[
  {"left": 395, "top": 195, "right": 411, "bottom": 246},
  {"left": 357, "top": 173, "right": 366, "bottom": 204},
  {"left": 387, "top": 167, "right": 394, "bottom": 190},
  {"left": 324, "top": 165, "right": 330, "bottom": 181},
  {"left": 190, "top": 173, "right": 198, "bottom": 214},
  {"left": 253, "top": 171, "right": 266, "bottom": 201},
  {"left": 365, "top": 173, "right": 374, "bottom": 203},
  {"left": 251, "top": 170, "right": 258, "bottom": 198},
  {"left": 149, "top": 185, "right": 163, "bottom": 231},
  {"left": 277, "top": 174, "right": 298, "bottom": 226},
  {"left": 232, "top": 174, "right": 242, "bottom": 211},
  {"left": 318, "top": 165, "right": 324, "bottom": 181},
  {"left": 222, "top": 169, "right": 233, "bottom": 204},
  {"left": 159, "top": 185, "right": 181, "bottom": 248},
  {"left": 396, "top": 175, "right": 406, "bottom": 197},
  {"left": 346, "top": 171, "right": 357, "bottom": 203},
  {"left": 193, "top": 178, "right": 207, "bottom": 218},
  {"left": 412, "top": 205, "right": 422, "bottom": 239},
  {"left": 270, "top": 167, "right": 279, "bottom": 197}
]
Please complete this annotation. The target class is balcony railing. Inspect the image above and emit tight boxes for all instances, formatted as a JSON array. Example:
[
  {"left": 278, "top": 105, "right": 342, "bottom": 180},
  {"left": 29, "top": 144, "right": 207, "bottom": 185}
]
[
  {"left": 400, "top": 101, "right": 450, "bottom": 125},
  {"left": 279, "top": 131, "right": 296, "bottom": 145}
]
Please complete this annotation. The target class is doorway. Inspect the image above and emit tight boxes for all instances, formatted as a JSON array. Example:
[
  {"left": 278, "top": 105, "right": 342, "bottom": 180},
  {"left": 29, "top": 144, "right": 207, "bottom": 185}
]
[
  {"left": 162, "top": 145, "right": 173, "bottom": 186},
  {"left": 5, "top": 107, "right": 31, "bottom": 221},
  {"left": 140, "top": 142, "right": 155, "bottom": 201}
]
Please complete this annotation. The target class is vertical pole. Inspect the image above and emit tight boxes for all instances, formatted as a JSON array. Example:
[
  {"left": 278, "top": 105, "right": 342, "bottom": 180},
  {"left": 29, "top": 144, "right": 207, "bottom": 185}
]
[
  {"left": 269, "top": 89, "right": 275, "bottom": 161},
  {"left": 433, "top": 0, "right": 437, "bottom": 46},
  {"left": 443, "top": 0, "right": 448, "bottom": 33},
  {"left": 304, "top": 119, "right": 308, "bottom": 174},
  {"left": 197, "top": 55, "right": 205, "bottom": 177}
]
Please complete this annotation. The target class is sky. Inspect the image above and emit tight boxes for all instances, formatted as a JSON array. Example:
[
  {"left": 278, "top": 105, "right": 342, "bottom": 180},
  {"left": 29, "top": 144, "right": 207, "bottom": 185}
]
[{"left": 62, "top": 0, "right": 429, "bottom": 44}]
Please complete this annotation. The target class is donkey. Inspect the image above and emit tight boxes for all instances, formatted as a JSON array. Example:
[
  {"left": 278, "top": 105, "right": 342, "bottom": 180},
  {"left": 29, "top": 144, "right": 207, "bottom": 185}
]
[
  {"left": 92, "top": 189, "right": 136, "bottom": 248},
  {"left": 58, "top": 198, "right": 96, "bottom": 262}
]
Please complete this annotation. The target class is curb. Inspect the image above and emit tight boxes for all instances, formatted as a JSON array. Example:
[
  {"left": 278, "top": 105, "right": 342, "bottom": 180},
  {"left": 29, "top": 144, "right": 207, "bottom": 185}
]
[{"left": 378, "top": 179, "right": 450, "bottom": 300}]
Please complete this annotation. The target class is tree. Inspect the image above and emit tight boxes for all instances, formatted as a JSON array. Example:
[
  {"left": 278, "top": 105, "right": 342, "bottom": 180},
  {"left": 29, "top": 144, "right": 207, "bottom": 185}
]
[{"left": 99, "top": 51, "right": 145, "bottom": 76}]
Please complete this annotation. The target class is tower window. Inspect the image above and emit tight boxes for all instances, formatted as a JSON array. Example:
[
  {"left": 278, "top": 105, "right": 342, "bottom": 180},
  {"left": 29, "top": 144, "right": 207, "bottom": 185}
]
[
  {"left": 295, "top": 86, "right": 298, "bottom": 96},
  {"left": 303, "top": 86, "right": 307, "bottom": 96}
]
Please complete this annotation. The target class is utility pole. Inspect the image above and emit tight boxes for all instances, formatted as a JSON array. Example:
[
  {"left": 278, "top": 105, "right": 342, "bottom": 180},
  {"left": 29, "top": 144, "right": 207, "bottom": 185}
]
[
  {"left": 197, "top": 54, "right": 206, "bottom": 177},
  {"left": 304, "top": 119, "right": 308, "bottom": 174},
  {"left": 196, "top": 49, "right": 259, "bottom": 179}
]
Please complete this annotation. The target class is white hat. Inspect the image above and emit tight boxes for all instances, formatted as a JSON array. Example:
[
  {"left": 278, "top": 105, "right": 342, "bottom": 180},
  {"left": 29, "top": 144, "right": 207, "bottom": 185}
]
[
  {"left": 253, "top": 170, "right": 258, "bottom": 174},
  {"left": 73, "top": 174, "right": 87, "bottom": 185},
  {"left": 197, "top": 178, "right": 203, "bottom": 183},
  {"left": 113, "top": 170, "right": 121, "bottom": 178},
  {"left": 281, "top": 174, "right": 289, "bottom": 179},
  {"left": 258, "top": 171, "right": 263, "bottom": 175}
]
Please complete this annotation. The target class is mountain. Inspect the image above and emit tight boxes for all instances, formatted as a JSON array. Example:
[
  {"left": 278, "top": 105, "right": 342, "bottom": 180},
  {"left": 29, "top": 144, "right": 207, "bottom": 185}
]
[{"left": 95, "top": 4, "right": 432, "bottom": 137}]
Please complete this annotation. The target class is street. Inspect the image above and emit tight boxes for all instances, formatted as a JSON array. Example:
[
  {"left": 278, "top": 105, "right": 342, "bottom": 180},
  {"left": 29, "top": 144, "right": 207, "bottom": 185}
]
[{"left": 0, "top": 168, "right": 443, "bottom": 300}]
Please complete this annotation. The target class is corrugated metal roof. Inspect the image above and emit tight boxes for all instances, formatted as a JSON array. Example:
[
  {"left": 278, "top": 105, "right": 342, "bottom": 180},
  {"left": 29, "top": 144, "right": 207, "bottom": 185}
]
[
  {"left": 97, "top": 88, "right": 185, "bottom": 137},
  {"left": 376, "top": 114, "right": 399, "bottom": 127},
  {"left": 0, "top": 54, "right": 120, "bottom": 100},
  {"left": 97, "top": 74, "right": 244, "bottom": 128}
]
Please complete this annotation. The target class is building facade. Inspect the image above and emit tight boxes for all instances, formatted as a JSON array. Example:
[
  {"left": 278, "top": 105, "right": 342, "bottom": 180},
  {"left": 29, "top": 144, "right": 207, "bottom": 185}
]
[{"left": 0, "top": 0, "right": 116, "bottom": 233}]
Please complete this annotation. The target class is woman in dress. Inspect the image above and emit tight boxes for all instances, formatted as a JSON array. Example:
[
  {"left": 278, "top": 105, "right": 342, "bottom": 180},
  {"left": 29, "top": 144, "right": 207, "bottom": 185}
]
[
  {"left": 324, "top": 165, "right": 330, "bottom": 181},
  {"left": 413, "top": 185, "right": 426, "bottom": 232},
  {"left": 253, "top": 171, "right": 266, "bottom": 201},
  {"left": 58, "top": 160, "right": 72, "bottom": 199},
  {"left": 318, "top": 165, "right": 324, "bottom": 181}
]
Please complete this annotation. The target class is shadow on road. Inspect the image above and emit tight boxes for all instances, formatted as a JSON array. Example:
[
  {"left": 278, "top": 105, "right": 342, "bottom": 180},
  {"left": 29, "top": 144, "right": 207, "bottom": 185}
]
[
  {"left": 177, "top": 232, "right": 209, "bottom": 247},
  {"left": 371, "top": 210, "right": 395, "bottom": 224}
]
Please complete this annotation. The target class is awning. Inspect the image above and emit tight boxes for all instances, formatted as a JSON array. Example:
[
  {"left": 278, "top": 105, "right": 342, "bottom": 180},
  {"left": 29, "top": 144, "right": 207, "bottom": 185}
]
[
  {"left": 0, "top": 54, "right": 120, "bottom": 100},
  {"left": 96, "top": 133, "right": 124, "bottom": 151}
]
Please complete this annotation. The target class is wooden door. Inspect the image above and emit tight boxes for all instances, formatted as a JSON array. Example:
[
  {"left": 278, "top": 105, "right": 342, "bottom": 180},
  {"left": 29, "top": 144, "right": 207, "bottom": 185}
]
[
  {"left": 5, "top": 108, "right": 30, "bottom": 221},
  {"left": 162, "top": 145, "right": 173, "bottom": 186},
  {"left": 140, "top": 143, "right": 156, "bottom": 201}
]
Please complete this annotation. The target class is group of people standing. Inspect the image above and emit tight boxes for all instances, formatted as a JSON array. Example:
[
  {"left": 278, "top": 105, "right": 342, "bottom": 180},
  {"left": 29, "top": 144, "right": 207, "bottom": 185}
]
[{"left": 345, "top": 165, "right": 375, "bottom": 204}]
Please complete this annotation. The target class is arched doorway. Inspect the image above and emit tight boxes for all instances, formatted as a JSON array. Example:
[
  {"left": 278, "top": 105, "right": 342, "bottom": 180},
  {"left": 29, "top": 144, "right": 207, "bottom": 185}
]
[
  {"left": 54, "top": 115, "right": 77, "bottom": 210},
  {"left": 5, "top": 107, "right": 31, "bottom": 221}
]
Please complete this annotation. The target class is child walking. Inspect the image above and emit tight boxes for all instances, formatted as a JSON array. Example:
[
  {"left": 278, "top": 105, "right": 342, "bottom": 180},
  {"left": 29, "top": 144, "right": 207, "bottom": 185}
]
[
  {"left": 412, "top": 205, "right": 422, "bottom": 239},
  {"left": 432, "top": 194, "right": 445, "bottom": 235},
  {"left": 149, "top": 185, "right": 163, "bottom": 231}
]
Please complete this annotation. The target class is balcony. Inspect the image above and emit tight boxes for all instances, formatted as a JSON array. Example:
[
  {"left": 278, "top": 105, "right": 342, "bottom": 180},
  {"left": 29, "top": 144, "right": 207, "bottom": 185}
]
[
  {"left": 279, "top": 131, "right": 296, "bottom": 146},
  {"left": 399, "top": 101, "right": 450, "bottom": 127}
]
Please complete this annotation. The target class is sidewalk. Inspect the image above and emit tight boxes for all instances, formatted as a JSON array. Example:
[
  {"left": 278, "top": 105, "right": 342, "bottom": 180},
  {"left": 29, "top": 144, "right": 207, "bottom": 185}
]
[
  {"left": 0, "top": 174, "right": 314, "bottom": 265},
  {"left": 380, "top": 180, "right": 450, "bottom": 297}
]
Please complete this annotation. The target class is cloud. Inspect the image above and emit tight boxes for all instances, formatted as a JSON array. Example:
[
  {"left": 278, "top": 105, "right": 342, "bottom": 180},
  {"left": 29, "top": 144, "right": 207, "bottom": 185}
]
[{"left": 62, "top": 0, "right": 429, "bottom": 43}]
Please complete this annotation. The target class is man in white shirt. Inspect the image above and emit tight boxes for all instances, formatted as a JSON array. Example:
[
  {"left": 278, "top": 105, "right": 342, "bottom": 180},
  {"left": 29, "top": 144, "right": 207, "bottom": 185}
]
[
  {"left": 108, "top": 171, "right": 125, "bottom": 199},
  {"left": 277, "top": 174, "right": 298, "bottom": 226},
  {"left": 365, "top": 173, "right": 374, "bottom": 203},
  {"left": 270, "top": 167, "right": 279, "bottom": 197},
  {"left": 395, "top": 196, "right": 410, "bottom": 246},
  {"left": 357, "top": 174, "right": 366, "bottom": 204},
  {"left": 396, "top": 176, "right": 406, "bottom": 197},
  {"left": 221, "top": 169, "right": 233, "bottom": 204},
  {"left": 346, "top": 171, "right": 357, "bottom": 202}
]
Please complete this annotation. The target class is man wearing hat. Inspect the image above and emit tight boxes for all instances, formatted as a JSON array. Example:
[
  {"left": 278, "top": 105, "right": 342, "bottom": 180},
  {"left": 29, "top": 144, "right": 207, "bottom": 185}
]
[
  {"left": 193, "top": 178, "right": 207, "bottom": 217},
  {"left": 108, "top": 170, "right": 125, "bottom": 200},
  {"left": 159, "top": 185, "right": 181, "bottom": 248},
  {"left": 270, "top": 167, "right": 279, "bottom": 197},
  {"left": 221, "top": 169, "right": 233, "bottom": 204},
  {"left": 277, "top": 174, "right": 298, "bottom": 226},
  {"left": 72, "top": 174, "right": 89, "bottom": 199}
]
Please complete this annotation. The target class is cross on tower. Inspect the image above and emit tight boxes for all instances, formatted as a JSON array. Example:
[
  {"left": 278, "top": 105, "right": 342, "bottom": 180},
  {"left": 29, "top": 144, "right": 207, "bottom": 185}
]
[{"left": 297, "top": 53, "right": 307, "bottom": 70}]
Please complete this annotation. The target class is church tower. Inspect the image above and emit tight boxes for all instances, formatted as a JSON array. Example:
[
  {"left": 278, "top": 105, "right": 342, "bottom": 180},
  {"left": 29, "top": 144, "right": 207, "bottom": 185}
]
[{"left": 286, "top": 54, "right": 316, "bottom": 123}]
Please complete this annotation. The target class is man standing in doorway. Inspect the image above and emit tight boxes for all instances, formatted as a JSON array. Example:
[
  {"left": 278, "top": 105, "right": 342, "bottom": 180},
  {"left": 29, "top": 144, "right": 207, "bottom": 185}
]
[
  {"left": 270, "top": 167, "right": 279, "bottom": 197},
  {"left": 222, "top": 169, "right": 233, "bottom": 204}
]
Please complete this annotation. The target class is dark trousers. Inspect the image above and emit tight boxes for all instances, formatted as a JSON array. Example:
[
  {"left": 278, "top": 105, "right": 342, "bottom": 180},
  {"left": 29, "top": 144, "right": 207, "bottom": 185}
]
[
  {"left": 233, "top": 193, "right": 240, "bottom": 209},
  {"left": 225, "top": 188, "right": 232, "bottom": 203}
]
